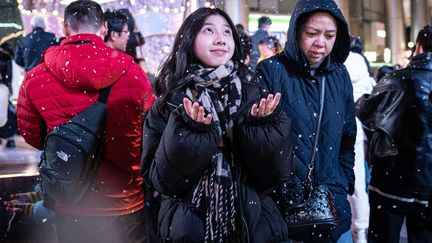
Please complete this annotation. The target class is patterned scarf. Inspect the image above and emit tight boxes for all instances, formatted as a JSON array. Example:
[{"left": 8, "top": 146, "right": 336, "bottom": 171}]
[{"left": 186, "top": 60, "right": 242, "bottom": 242}]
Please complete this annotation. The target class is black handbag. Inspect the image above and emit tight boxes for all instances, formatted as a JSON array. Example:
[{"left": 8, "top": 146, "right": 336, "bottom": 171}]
[{"left": 272, "top": 77, "right": 338, "bottom": 234}]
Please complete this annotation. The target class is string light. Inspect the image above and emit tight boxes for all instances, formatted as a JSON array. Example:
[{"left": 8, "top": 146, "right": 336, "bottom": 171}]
[{"left": 16, "top": 0, "right": 188, "bottom": 17}]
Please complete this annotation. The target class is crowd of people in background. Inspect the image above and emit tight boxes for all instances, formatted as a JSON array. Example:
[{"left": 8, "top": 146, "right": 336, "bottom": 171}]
[{"left": 0, "top": 0, "right": 431, "bottom": 242}]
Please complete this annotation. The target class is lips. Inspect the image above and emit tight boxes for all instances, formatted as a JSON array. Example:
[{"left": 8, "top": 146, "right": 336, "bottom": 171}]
[
  {"left": 210, "top": 49, "right": 227, "bottom": 56},
  {"left": 309, "top": 51, "right": 324, "bottom": 58}
]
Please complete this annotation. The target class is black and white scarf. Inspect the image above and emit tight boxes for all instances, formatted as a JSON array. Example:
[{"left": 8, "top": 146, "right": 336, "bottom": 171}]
[{"left": 186, "top": 60, "right": 242, "bottom": 242}]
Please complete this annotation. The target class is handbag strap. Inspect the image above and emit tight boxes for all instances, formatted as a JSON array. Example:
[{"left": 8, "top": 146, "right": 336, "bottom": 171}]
[{"left": 306, "top": 76, "right": 326, "bottom": 183}]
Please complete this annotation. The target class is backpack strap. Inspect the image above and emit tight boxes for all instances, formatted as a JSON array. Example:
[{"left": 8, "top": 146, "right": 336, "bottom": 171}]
[{"left": 97, "top": 85, "right": 112, "bottom": 104}]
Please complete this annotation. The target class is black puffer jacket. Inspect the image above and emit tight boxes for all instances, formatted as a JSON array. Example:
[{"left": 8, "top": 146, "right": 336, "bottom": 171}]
[
  {"left": 256, "top": 0, "right": 356, "bottom": 241},
  {"left": 356, "top": 52, "right": 432, "bottom": 202},
  {"left": 14, "top": 27, "right": 57, "bottom": 72},
  {"left": 141, "top": 79, "right": 293, "bottom": 242}
]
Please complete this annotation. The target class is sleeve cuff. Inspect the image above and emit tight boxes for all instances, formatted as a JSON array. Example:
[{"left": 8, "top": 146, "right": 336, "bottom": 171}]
[
  {"left": 245, "top": 105, "right": 282, "bottom": 126},
  {"left": 179, "top": 106, "right": 213, "bottom": 132}
]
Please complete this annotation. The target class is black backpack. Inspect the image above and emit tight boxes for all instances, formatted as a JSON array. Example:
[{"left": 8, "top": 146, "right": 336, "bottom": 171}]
[{"left": 39, "top": 86, "right": 111, "bottom": 206}]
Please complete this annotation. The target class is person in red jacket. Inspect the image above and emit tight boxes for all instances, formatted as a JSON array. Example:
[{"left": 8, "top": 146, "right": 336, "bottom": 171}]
[{"left": 16, "top": 1, "right": 155, "bottom": 242}]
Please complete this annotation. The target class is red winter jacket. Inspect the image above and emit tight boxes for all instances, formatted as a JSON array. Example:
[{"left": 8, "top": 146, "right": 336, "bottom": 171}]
[{"left": 17, "top": 34, "right": 155, "bottom": 216}]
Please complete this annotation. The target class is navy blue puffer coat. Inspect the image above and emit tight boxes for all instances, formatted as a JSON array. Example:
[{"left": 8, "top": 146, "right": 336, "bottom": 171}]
[{"left": 256, "top": 0, "right": 356, "bottom": 241}]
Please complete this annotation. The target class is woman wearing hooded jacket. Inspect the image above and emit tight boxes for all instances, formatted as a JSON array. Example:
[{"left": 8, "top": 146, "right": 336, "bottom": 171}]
[{"left": 256, "top": 0, "right": 356, "bottom": 242}]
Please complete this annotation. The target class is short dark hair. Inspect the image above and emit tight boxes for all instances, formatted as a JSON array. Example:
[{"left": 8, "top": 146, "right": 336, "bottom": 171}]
[
  {"left": 416, "top": 25, "right": 432, "bottom": 53},
  {"left": 376, "top": 65, "right": 394, "bottom": 81},
  {"left": 64, "top": 0, "right": 104, "bottom": 33},
  {"left": 104, "top": 10, "right": 128, "bottom": 42},
  {"left": 350, "top": 36, "right": 364, "bottom": 54},
  {"left": 118, "top": 8, "right": 136, "bottom": 33},
  {"left": 258, "top": 16, "right": 272, "bottom": 29}
]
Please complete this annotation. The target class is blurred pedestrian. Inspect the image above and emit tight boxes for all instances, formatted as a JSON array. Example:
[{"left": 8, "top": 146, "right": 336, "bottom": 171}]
[
  {"left": 344, "top": 38, "right": 375, "bottom": 243},
  {"left": 350, "top": 36, "right": 375, "bottom": 81},
  {"left": 17, "top": 1, "right": 155, "bottom": 242},
  {"left": 250, "top": 16, "right": 272, "bottom": 71},
  {"left": 258, "top": 36, "right": 282, "bottom": 63},
  {"left": 376, "top": 65, "right": 394, "bottom": 82},
  {"left": 0, "top": 42, "right": 16, "bottom": 148},
  {"left": 104, "top": 10, "right": 129, "bottom": 52},
  {"left": 356, "top": 24, "right": 432, "bottom": 243},
  {"left": 256, "top": 0, "right": 356, "bottom": 241},
  {"left": 14, "top": 15, "right": 57, "bottom": 72},
  {"left": 118, "top": 8, "right": 145, "bottom": 63}
]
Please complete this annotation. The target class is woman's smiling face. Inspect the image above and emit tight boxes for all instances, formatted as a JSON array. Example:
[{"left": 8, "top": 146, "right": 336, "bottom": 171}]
[{"left": 193, "top": 14, "right": 235, "bottom": 67}]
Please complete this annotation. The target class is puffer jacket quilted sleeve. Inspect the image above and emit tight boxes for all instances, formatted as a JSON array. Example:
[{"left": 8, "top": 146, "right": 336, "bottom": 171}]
[
  {"left": 235, "top": 82, "right": 293, "bottom": 192},
  {"left": 145, "top": 103, "right": 219, "bottom": 197},
  {"left": 237, "top": 109, "right": 292, "bottom": 192},
  {"left": 17, "top": 70, "right": 46, "bottom": 150}
]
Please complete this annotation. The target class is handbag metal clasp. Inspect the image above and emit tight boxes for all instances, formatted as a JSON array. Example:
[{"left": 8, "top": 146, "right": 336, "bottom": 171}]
[{"left": 307, "top": 163, "right": 314, "bottom": 182}]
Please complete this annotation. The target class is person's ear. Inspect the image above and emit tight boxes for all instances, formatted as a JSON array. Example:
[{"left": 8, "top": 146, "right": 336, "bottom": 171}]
[
  {"left": 100, "top": 21, "right": 108, "bottom": 37},
  {"left": 63, "top": 22, "right": 71, "bottom": 37},
  {"left": 415, "top": 43, "right": 423, "bottom": 55},
  {"left": 110, "top": 31, "right": 117, "bottom": 41}
]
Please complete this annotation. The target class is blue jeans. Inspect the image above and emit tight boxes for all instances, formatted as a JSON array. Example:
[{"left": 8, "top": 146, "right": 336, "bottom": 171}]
[{"left": 336, "top": 230, "right": 353, "bottom": 243}]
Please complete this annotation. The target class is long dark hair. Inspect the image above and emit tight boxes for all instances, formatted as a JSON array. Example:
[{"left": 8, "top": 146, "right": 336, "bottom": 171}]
[{"left": 154, "top": 7, "right": 249, "bottom": 107}]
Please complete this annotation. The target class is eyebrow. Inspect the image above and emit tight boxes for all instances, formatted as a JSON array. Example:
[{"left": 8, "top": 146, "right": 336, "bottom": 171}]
[
  {"left": 305, "top": 27, "right": 337, "bottom": 33},
  {"left": 202, "top": 22, "right": 231, "bottom": 29}
]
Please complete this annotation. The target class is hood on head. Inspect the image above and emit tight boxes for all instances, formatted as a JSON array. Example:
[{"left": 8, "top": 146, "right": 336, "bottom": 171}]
[
  {"left": 43, "top": 34, "right": 133, "bottom": 92},
  {"left": 284, "top": 0, "right": 350, "bottom": 69}
]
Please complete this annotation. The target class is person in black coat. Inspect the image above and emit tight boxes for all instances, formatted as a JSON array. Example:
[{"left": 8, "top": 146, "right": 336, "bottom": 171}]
[
  {"left": 356, "top": 24, "right": 432, "bottom": 243},
  {"left": 118, "top": 8, "right": 145, "bottom": 63},
  {"left": 0, "top": 42, "right": 16, "bottom": 148},
  {"left": 250, "top": 16, "right": 272, "bottom": 71},
  {"left": 0, "top": 42, "right": 13, "bottom": 95},
  {"left": 256, "top": 0, "right": 356, "bottom": 242},
  {"left": 14, "top": 16, "right": 57, "bottom": 72},
  {"left": 141, "top": 7, "right": 293, "bottom": 242}
]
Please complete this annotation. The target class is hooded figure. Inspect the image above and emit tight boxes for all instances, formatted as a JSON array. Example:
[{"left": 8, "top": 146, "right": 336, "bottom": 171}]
[{"left": 256, "top": 0, "right": 356, "bottom": 241}]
